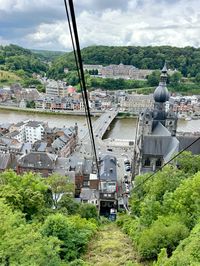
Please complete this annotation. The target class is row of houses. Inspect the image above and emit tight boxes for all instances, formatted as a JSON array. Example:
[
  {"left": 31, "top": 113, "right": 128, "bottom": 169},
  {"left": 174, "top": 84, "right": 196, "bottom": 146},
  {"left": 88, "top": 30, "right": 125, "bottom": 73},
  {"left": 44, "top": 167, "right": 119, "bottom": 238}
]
[
  {"left": 0, "top": 121, "right": 78, "bottom": 157},
  {"left": 0, "top": 84, "right": 40, "bottom": 103},
  {"left": 0, "top": 146, "right": 119, "bottom": 215}
]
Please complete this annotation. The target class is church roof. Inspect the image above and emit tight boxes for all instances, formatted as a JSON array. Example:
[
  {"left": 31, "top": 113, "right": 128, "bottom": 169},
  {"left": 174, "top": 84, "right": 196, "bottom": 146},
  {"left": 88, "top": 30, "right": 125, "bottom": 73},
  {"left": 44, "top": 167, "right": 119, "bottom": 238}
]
[
  {"left": 153, "top": 63, "right": 169, "bottom": 103},
  {"left": 143, "top": 135, "right": 179, "bottom": 162},
  {"left": 162, "top": 62, "right": 167, "bottom": 73},
  {"left": 153, "top": 84, "right": 169, "bottom": 103},
  {"left": 178, "top": 136, "right": 200, "bottom": 154},
  {"left": 152, "top": 122, "right": 171, "bottom": 136},
  {"left": 143, "top": 122, "right": 179, "bottom": 162}
]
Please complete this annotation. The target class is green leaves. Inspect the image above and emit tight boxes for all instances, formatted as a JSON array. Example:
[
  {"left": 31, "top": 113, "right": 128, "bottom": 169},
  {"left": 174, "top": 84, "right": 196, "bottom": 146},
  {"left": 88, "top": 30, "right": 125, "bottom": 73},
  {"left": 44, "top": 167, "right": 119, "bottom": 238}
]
[
  {"left": 0, "top": 171, "right": 50, "bottom": 220},
  {"left": 0, "top": 171, "right": 98, "bottom": 264},
  {"left": 41, "top": 213, "right": 97, "bottom": 261},
  {"left": 118, "top": 159, "right": 200, "bottom": 263}
]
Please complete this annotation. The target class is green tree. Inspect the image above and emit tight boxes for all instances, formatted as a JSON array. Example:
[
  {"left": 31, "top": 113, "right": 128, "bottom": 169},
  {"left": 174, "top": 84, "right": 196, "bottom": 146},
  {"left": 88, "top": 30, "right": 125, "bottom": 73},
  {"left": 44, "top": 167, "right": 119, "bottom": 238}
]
[
  {"left": 0, "top": 170, "right": 51, "bottom": 220},
  {"left": 46, "top": 174, "right": 74, "bottom": 208},
  {"left": 169, "top": 71, "right": 182, "bottom": 86},
  {"left": 57, "top": 194, "right": 80, "bottom": 215},
  {"left": 147, "top": 70, "right": 160, "bottom": 86},
  {"left": 79, "top": 203, "right": 99, "bottom": 220},
  {"left": 138, "top": 215, "right": 189, "bottom": 259},
  {"left": 26, "top": 100, "right": 36, "bottom": 108},
  {"left": 195, "top": 73, "right": 200, "bottom": 83},
  {"left": 41, "top": 213, "right": 97, "bottom": 261},
  {"left": 0, "top": 200, "right": 64, "bottom": 266}
]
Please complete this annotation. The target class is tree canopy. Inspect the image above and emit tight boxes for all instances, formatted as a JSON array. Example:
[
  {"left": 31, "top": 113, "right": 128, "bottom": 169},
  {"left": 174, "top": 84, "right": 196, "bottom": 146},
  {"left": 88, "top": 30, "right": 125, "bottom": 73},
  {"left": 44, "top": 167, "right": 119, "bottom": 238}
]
[
  {"left": 0, "top": 170, "right": 98, "bottom": 264},
  {"left": 117, "top": 153, "right": 200, "bottom": 265}
]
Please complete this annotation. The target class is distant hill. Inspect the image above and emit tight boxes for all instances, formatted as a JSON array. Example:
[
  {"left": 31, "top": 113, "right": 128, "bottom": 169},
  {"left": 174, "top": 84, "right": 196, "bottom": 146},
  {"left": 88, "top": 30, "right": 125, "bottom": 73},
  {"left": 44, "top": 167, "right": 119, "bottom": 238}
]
[
  {"left": 0, "top": 44, "right": 48, "bottom": 74},
  {"left": 47, "top": 45, "right": 200, "bottom": 80},
  {"left": 31, "top": 49, "right": 65, "bottom": 62}
]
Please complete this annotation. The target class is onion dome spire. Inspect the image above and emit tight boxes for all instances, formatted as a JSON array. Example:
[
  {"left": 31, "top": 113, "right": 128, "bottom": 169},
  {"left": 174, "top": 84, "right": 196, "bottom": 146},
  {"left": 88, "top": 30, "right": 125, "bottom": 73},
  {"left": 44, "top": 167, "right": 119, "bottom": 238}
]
[{"left": 153, "top": 62, "right": 169, "bottom": 103}]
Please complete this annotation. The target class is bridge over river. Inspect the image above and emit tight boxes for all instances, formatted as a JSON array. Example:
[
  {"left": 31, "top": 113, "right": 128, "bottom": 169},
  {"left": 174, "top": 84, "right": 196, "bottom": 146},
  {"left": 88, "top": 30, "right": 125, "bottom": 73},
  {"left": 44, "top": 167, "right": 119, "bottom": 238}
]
[{"left": 80, "top": 110, "right": 118, "bottom": 143}]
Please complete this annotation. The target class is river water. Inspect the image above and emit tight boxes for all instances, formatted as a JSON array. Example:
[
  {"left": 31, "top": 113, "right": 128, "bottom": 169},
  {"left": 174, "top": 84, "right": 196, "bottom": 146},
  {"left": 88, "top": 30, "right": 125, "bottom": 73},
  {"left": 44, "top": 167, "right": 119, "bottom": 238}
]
[{"left": 0, "top": 110, "right": 200, "bottom": 140}]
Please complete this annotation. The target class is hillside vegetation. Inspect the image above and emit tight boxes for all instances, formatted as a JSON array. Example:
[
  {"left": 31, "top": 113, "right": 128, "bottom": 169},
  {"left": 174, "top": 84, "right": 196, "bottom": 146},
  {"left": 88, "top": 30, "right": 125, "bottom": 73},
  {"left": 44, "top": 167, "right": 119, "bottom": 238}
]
[
  {"left": 47, "top": 45, "right": 200, "bottom": 79},
  {"left": 0, "top": 44, "right": 50, "bottom": 88},
  {"left": 1, "top": 44, "right": 200, "bottom": 94},
  {"left": 0, "top": 171, "right": 99, "bottom": 265},
  {"left": 0, "top": 44, "right": 47, "bottom": 74},
  {"left": 31, "top": 49, "right": 65, "bottom": 61},
  {"left": 0, "top": 70, "right": 21, "bottom": 85},
  {"left": 117, "top": 151, "right": 200, "bottom": 265}
]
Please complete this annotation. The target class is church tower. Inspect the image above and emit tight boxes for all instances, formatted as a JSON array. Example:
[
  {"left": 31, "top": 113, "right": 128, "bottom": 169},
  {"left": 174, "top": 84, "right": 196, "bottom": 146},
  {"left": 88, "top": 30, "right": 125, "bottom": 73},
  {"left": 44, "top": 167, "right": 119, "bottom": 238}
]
[
  {"left": 133, "top": 62, "right": 178, "bottom": 177},
  {"left": 152, "top": 62, "right": 169, "bottom": 128}
]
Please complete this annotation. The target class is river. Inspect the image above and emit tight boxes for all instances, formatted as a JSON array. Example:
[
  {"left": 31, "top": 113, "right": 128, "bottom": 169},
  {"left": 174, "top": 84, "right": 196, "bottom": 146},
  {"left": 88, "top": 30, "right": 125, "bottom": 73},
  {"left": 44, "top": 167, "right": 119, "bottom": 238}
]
[{"left": 0, "top": 110, "right": 200, "bottom": 140}]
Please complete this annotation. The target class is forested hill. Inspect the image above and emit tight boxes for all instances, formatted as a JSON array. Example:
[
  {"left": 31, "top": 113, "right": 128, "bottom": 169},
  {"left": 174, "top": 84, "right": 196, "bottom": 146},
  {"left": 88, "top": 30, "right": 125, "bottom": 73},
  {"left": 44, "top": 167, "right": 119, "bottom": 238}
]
[
  {"left": 31, "top": 49, "right": 65, "bottom": 62},
  {"left": 0, "top": 44, "right": 47, "bottom": 74},
  {"left": 48, "top": 45, "right": 200, "bottom": 79}
]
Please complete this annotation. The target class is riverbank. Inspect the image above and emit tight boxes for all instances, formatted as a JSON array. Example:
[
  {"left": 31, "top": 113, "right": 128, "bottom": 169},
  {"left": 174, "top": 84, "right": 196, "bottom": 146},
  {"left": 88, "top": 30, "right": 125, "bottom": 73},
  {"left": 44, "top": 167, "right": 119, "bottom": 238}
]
[
  {"left": 117, "top": 112, "right": 138, "bottom": 118},
  {"left": 0, "top": 105, "right": 103, "bottom": 117},
  {"left": 0, "top": 105, "right": 139, "bottom": 119}
]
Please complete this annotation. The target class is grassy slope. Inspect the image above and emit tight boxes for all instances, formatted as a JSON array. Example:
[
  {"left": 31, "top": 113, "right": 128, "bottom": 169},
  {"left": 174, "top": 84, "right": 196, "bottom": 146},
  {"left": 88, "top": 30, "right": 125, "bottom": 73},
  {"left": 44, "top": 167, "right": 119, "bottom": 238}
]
[
  {"left": 0, "top": 70, "right": 21, "bottom": 86},
  {"left": 83, "top": 223, "right": 144, "bottom": 266}
]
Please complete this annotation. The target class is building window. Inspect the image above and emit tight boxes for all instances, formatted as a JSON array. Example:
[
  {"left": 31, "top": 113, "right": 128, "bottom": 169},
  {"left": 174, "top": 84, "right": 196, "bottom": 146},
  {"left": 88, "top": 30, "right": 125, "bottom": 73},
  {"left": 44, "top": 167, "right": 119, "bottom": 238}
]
[
  {"left": 156, "top": 158, "right": 162, "bottom": 167},
  {"left": 144, "top": 158, "right": 150, "bottom": 166}
]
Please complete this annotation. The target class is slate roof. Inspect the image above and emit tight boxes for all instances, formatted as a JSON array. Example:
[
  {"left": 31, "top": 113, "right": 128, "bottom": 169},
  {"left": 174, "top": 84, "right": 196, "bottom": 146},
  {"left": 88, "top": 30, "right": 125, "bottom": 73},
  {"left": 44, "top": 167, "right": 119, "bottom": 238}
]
[
  {"left": 143, "top": 122, "right": 179, "bottom": 161},
  {"left": 0, "top": 137, "right": 13, "bottom": 146},
  {"left": 75, "top": 159, "right": 93, "bottom": 176},
  {"left": 21, "top": 143, "right": 32, "bottom": 154},
  {"left": 152, "top": 122, "right": 171, "bottom": 136},
  {"left": 52, "top": 137, "right": 68, "bottom": 150},
  {"left": 15, "top": 122, "right": 25, "bottom": 127},
  {"left": 32, "top": 141, "right": 47, "bottom": 152},
  {"left": 25, "top": 121, "right": 45, "bottom": 128},
  {"left": 80, "top": 188, "right": 99, "bottom": 201},
  {"left": 6, "top": 131, "right": 20, "bottom": 138},
  {"left": 99, "top": 154, "right": 117, "bottom": 181},
  {"left": 178, "top": 136, "right": 200, "bottom": 154},
  {"left": 18, "top": 152, "right": 57, "bottom": 169},
  {"left": 0, "top": 153, "right": 11, "bottom": 169}
]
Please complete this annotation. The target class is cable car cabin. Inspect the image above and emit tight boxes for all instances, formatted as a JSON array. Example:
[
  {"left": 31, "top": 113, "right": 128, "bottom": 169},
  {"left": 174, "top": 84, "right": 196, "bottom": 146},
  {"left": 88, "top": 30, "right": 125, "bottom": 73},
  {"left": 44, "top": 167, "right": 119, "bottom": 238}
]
[{"left": 98, "top": 155, "right": 118, "bottom": 217}]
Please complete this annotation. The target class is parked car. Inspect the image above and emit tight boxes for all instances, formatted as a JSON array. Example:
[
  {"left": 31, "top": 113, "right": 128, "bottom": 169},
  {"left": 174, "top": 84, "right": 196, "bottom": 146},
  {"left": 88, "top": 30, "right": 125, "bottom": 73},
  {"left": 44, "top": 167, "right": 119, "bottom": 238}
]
[
  {"left": 124, "top": 158, "right": 130, "bottom": 164},
  {"left": 125, "top": 165, "right": 131, "bottom": 172}
]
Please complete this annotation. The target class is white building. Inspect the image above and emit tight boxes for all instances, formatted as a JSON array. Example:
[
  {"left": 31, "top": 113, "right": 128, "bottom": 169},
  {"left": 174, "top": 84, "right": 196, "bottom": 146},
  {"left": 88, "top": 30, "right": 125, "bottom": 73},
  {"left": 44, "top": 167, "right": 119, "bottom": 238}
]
[
  {"left": 8, "top": 121, "right": 46, "bottom": 144},
  {"left": 24, "top": 121, "right": 45, "bottom": 143}
]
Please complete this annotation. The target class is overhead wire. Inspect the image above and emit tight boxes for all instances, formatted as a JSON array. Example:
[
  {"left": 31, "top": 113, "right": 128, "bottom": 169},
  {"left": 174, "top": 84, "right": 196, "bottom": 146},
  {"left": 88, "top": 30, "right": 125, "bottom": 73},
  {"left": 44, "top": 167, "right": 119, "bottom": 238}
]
[
  {"left": 63, "top": 0, "right": 91, "bottom": 145},
  {"left": 63, "top": 0, "right": 100, "bottom": 175},
  {"left": 132, "top": 135, "right": 200, "bottom": 192}
]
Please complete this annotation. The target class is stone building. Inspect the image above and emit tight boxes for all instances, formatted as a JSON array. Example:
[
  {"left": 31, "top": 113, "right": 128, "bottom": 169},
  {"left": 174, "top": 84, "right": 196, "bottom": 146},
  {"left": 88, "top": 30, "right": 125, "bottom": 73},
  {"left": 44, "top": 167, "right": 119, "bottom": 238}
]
[
  {"left": 119, "top": 93, "right": 154, "bottom": 114},
  {"left": 84, "top": 63, "right": 153, "bottom": 80},
  {"left": 134, "top": 63, "right": 179, "bottom": 175}
]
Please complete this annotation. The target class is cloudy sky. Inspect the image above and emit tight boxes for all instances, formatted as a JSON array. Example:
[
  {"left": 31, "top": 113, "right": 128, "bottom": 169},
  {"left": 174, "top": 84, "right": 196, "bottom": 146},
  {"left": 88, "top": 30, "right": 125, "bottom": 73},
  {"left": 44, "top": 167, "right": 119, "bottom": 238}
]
[{"left": 0, "top": 0, "right": 200, "bottom": 51}]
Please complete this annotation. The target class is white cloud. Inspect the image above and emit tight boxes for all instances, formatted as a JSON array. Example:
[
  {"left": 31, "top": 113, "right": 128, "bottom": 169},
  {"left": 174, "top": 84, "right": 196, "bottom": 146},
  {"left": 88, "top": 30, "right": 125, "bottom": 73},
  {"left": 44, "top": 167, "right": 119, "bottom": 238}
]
[{"left": 1, "top": 0, "right": 200, "bottom": 50}]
